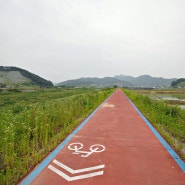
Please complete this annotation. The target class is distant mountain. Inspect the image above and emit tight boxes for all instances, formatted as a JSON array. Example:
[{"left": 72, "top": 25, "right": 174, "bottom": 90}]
[
  {"left": 0, "top": 66, "right": 53, "bottom": 87},
  {"left": 56, "top": 77, "right": 132, "bottom": 87},
  {"left": 56, "top": 75, "right": 178, "bottom": 88},
  {"left": 1, "top": 66, "right": 179, "bottom": 88},
  {"left": 114, "top": 74, "right": 176, "bottom": 88}
]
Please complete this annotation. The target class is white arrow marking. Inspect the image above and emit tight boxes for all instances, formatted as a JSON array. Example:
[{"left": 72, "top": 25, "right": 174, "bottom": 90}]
[
  {"left": 53, "top": 159, "right": 105, "bottom": 174},
  {"left": 48, "top": 165, "right": 104, "bottom": 181}
]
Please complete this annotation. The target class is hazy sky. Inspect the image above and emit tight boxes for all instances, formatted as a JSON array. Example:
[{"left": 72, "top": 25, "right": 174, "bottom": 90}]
[{"left": 0, "top": 0, "right": 185, "bottom": 82}]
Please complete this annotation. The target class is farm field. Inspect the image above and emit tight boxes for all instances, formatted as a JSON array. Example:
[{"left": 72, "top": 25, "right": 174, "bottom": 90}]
[
  {"left": 135, "top": 89, "right": 185, "bottom": 108},
  {"left": 0, "top": 87, "right": 114, "bottom": 185},
  {"left": 123, "top": 88, "right": 185, "bottom": 162}
]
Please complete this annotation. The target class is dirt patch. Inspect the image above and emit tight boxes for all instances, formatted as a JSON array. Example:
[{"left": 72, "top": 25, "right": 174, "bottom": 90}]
[{"left": 102, "top": 103, "right": 115, "bottom": 108}]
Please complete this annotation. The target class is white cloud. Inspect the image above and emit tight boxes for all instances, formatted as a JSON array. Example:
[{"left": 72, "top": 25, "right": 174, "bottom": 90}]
[{"left": 0, "top": 0, "right": 185, "bottom": 81}]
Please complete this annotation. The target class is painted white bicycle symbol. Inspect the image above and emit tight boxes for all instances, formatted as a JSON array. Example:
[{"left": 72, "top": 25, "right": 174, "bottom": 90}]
[{"left": 68, "top": 143, "right": 106, "bottom": 158}]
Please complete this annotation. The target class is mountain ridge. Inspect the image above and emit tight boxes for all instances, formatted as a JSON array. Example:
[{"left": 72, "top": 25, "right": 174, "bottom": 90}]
[
  {"left": 56, "top": 77, "right": 132, "bottom": 87},
  {"left": 0, "top": 66, "right": 180, "bottom": 88},
  {"left": 114, "top": 74, "right": 176, "bottom": 88},
  {"left": 56, "top": 75, "right": 177, "bottom": 88},
  {"left": 0, "top": 66, "right": 53, "bottom": 87}
]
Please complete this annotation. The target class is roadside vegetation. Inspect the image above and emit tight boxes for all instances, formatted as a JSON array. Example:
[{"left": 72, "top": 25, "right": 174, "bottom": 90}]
[
  {"left": 123, "top": 88, "right": 185, "bottom": 162},
  {"left": 0, "top": 87, "right": 114, "bottom": 185}
]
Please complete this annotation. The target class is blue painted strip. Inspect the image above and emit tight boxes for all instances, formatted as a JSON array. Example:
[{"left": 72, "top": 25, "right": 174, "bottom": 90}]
[
  {"left": 127, "top": 97, "right": 185, "bottom": 173},
  {"left": 20, "top": 92, "right": 114, "bottom": 185}
]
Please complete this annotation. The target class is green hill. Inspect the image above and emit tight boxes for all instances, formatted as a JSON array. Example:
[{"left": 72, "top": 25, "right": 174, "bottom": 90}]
[
  {"left": 0, "top": 66, "right": 53, "bottom": 88},
  {"left": 178, "top": 82, "right": 185, "bottom": 87},
  {"left": 171, "top": 78, "right": 185, "bottom": 88},
  {"left": 56, "top": 74, "right": 179, "bottom": 88},
  {"left": 115, "top": 74, "right": 176, "bottom": 88},
  {"left": 56, "top": 77, "right": 133, "bottom": 87}
]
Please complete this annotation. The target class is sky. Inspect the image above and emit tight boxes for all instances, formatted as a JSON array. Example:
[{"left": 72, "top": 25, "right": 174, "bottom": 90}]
[{"left": 0, "top": 0, "right": 185, "bottom": 82}]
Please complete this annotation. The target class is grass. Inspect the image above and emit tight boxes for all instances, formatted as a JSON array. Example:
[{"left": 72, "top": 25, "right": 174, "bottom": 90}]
[
  {"left": 123, "top": 88, "right": 185, "bottom": 161},
  {"left": 0, "top": 88, "right": 95, "bottom": 108},
  {"left": 0, "top": 87, "right": 114, "bottom": 185}
]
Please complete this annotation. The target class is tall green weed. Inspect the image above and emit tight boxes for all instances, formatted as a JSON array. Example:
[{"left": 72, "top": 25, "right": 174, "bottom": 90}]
[
  {"left": 123, "top": 89, "right": 185, "bottom": 160},
  {"left": 0, "top": 88, "right": 113, "bottom": 185}
]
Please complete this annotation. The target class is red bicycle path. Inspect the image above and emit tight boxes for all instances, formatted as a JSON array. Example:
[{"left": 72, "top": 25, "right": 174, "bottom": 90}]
[{"left": 19, "top": 89, "right": 185, "bottom": 185}]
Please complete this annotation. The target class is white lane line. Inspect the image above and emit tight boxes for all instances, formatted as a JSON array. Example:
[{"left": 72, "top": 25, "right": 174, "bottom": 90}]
[
  {"left": 53, "top": 159, "right": 105, "bottom": 174},
  {"left": 48, "top": 165, "right": 104, "bottom": 181}
]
